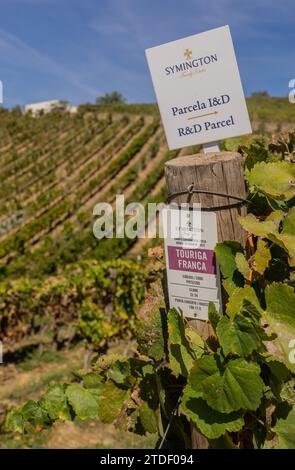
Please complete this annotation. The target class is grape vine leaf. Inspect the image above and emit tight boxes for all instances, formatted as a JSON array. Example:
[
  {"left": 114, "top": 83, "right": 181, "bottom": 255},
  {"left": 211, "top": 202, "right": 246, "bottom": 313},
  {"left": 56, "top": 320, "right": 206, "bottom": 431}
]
[
  {"left": 5, "top": 410, "right": 25, "bottom": 434},
  {"left": 139, "top": 402, "right": 158, "bottom": 434},
  {"left": 254, "top": 239, "right": 271, "bottom": 274},
  {"left": 265, "top": 210, "right": 286, "bottom": 226},
  {"left": 235, "top": 252, "right": 250, "bottom": 279},
  {"left": 181, "top": 389, "right": 244, "bottom": 439},
  {"left": 167, "top": 308, "right": 195, "bottom": 377},
  {"left": 280, "top": 378, "right": 295, "bottom": 406},
  {"left": 241, "top": 141, "right": 269, "bottom": 171},
  {"left": 240, "top": 210, "right": 286, "bottom": 249},
  {"left": 83, "top": 372, "right": 104, "bottom": 389},
  {"left": 97, "top": 382, "right": 128, "bottom": 423},
  {"left": 265, "top": 359, "right": 291, "bottom": 397},
  {"left": 203, "top": 359, "right": 264, "bottom": 413},
  {"left": 226, "top": 285, "right": 262, "bottom": 318},
  {"left": 216, "top": 314, "right": 262, "bottom": 357},
  {"left": 215, "top": 241, "right": 244, "bottom": 295},
  {"left": 43, "top": 383, "right": 72, "bottom": 421},
  {"left": 21, "top": 400, "right": 50, "bottom": 428},
  {"left": 208, "top": 302, "right": 221, "bottom": 332},
  {"left": 187, "top": 356, "right": 264, "bottom": 413},
  {"left": 185, "top": 328, "right": 204, "bottom": 359},
  {"left": 107, "top": 360, "right": 134, "bottom": 386},
  {"left": 263, "top": 283, "right": 295, "bottom": 372},
  {"left": 267, "top": 230, "right": 295, "bottom": 267},
  {"left": 239, "top": 213, "right": 279, "bottom": 238},
  {"left": 136, "top": 281, "right": 167, "bottom": 362},
  {"left": 245, "top": 161, "right": 295, "bottom": 200},
  {"left": 273, "top": 406, "right": 295, "bottom": 449},
  {"left": 282, "top": 207, "right": 295, "bottom": 234},
  {"left": 65, "top": 384, "right": 99, "bottom": 420}
]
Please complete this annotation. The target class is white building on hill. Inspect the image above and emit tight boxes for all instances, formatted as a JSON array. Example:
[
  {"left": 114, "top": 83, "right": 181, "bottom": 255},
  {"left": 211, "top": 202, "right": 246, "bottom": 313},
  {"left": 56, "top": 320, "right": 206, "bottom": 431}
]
[
  {"left": 69, "top": 105, "right": 78, "bottom": 114},
  {"left": 24, "top": 100, "right": 70, "bottom": 116}
]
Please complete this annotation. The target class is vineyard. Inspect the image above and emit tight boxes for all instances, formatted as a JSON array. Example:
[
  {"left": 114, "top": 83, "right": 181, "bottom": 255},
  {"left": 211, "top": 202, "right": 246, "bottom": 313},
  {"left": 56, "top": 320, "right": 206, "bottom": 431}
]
[
  {"left": 0, "top": 99, "right": 295, "bottom": 449},
  {"left": 0, "top": 108, "right": 171, "bottom": 277}
]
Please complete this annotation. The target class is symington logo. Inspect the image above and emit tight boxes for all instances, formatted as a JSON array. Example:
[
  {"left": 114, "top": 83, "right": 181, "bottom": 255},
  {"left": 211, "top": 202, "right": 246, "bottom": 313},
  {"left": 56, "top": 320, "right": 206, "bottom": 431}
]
[{"left": 165, "top": 48, "right": 218, "bottom": 76}]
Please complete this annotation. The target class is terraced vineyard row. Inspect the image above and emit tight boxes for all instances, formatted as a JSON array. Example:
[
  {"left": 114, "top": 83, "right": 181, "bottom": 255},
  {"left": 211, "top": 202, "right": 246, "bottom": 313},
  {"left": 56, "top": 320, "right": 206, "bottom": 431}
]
[
  {"left": 0, "top": 107, "right": 175, "bottom": 278},
  {"left": 0, "top": 116, "right": 133, "bottom": 224}
]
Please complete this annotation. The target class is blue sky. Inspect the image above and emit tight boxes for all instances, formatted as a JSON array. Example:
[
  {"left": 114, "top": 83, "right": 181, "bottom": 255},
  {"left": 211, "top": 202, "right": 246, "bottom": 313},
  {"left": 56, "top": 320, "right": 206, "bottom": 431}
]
[{"left": 0, "top": 0, "right": 294, "bottom": 107}]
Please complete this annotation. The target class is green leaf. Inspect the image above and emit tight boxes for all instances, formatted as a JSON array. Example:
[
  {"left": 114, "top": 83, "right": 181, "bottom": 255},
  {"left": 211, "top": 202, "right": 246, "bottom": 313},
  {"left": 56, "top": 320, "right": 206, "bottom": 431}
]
[
  {"left": 264, "top": 283, "right": 295, "bottom": 372},
  {"left": 280, "top": 378, "right": 295, "bottom": 406},
  {"left": 215, "top": 242, "right": 244, "bottom": 294},
  {"left": 185, "top": 328, "right": 204, "bottom": 359},
  {"left": 139, "top": 402, "right": 158, "bottom": 434},
  {"left": 208, "top": 302, "right": 221, "bottom": 332},
  {"left": 188, "top": 355, "right": 218, "bottom": 397},
  {"left": 21, "top": 400, "right": 49, "bottom": 427},
  {"left": 268, "top": 232, "right": 295, "bottom": 267},
  {"left": 187, "top": 356, "right": 264, "bottom": 413},
  {"left": 266, "top": 360, "right": 291, "bottom": 396},
  {"left": 95, "top": 353, "right": 126, "bottom": 373},
  {"left": 222, "top": 278, "right": 237, "bottom": 296},
  {"left": 83, "top": 372, "right": 104, "bottom": 389},
  {"left": 5, "top": 410, "right": 25, "bottom": 433},
  {"left": 137, "top": 307, "right": 166, "bottom": 362},
  {"left": 265, "top": 210, "right": 286, "bottom": 226},
  {"left": 107, "top": 360, "right": 134, "bottom": 386},
  {"left": 239, "top": 213, "right": 279, "bottom": 238},
  {"left": 65, "top": 384, "right": 98, "bottom": 420},
  {"left": 97, "top": 382, "right": 128, "bottom": 423},
  {"left": 241, "top": 299, "right": 262, "bottom": 324},
  {"left": 43, "top": 383, "right": 72, "bottom": 421},
  {"left": 265, "top": 195, "right": 289, "bottom": 212},
  {"left": 129, "top": 357, "right": 154, "bottom": 379},
  {"left": 245, "top": 161, "right": 295, "bottom": 200},
  {"left": 226, "top": 286, "right": 262, "bottom": 318},
  {"left": 169, "top": 343, "right": 192, "bottom": 378},
  {"left": 204, "top": 359, "right": 264, "bottom": 413},
  {"left": 235, "top": 252, "right": 250, "bottom": 279},
  {"left": 168, "top": 309, "right": 195, "bottom": 377},
  {"left": 181, "top": 391, "right": 244, "bottom": 439},
  {"left": 274, "top": 406, "right": 295, "bottom": 448},
  {"left": 216, "top": 314, "right": 262, "bottom": 357},
  {"left": 278, "top": 234, "right": 295, "bottom": 263},
  {"left": 282, "top": 207, "right": 295, "bottom": 234},
  {"left": 254, "top": 239, "right": 271, "bottom": 275}
]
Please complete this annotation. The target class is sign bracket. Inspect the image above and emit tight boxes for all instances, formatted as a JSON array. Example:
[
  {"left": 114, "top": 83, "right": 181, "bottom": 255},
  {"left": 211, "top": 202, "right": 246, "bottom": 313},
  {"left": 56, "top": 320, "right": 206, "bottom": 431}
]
[{"left": 202, "top": 141, "right": 221, "bottom": 153}]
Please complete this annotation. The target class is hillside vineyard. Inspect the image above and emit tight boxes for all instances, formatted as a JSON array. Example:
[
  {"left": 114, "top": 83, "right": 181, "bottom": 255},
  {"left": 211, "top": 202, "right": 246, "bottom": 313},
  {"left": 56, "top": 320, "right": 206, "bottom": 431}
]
[{"left": 0, "top": 107, "right": 179, "bottom": 279}]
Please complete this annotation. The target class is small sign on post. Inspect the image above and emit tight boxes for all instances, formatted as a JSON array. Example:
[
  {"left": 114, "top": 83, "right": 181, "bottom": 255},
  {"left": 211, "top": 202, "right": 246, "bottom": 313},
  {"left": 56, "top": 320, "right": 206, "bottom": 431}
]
[
  {"left": 146, "top": 25, "right": 251, "bottom": 150},
  {"left": 162, "top": 207, "right": 222, "bottom": 320}
]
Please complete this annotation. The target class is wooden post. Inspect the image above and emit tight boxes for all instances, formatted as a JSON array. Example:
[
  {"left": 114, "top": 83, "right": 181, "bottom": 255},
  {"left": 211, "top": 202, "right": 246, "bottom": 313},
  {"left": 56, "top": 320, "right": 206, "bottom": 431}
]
[{"left": 164, "top": 151, "right": 247, "bottom": 449}]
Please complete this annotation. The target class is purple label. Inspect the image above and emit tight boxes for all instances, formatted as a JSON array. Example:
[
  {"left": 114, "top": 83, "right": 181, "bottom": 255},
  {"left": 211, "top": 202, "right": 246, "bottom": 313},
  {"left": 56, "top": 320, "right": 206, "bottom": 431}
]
[{"left": 167, "top": 246, "right": 216, "bottom": 274}]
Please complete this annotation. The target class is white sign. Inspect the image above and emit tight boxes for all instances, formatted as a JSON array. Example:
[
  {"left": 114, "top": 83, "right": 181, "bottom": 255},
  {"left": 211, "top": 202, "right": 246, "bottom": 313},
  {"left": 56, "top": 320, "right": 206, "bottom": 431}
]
[
  {"left": 162, "top": 207, "right": 222, "bottom": 320},
  {"left": 146, "top": 25, "right": 252, "bottom": 149}
]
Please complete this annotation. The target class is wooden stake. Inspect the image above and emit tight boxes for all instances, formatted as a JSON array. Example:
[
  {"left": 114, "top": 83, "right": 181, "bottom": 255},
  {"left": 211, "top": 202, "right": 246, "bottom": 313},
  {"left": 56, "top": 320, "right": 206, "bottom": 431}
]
[{"left": 164, "top": 151, "right": 247, "bottom": 449}]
